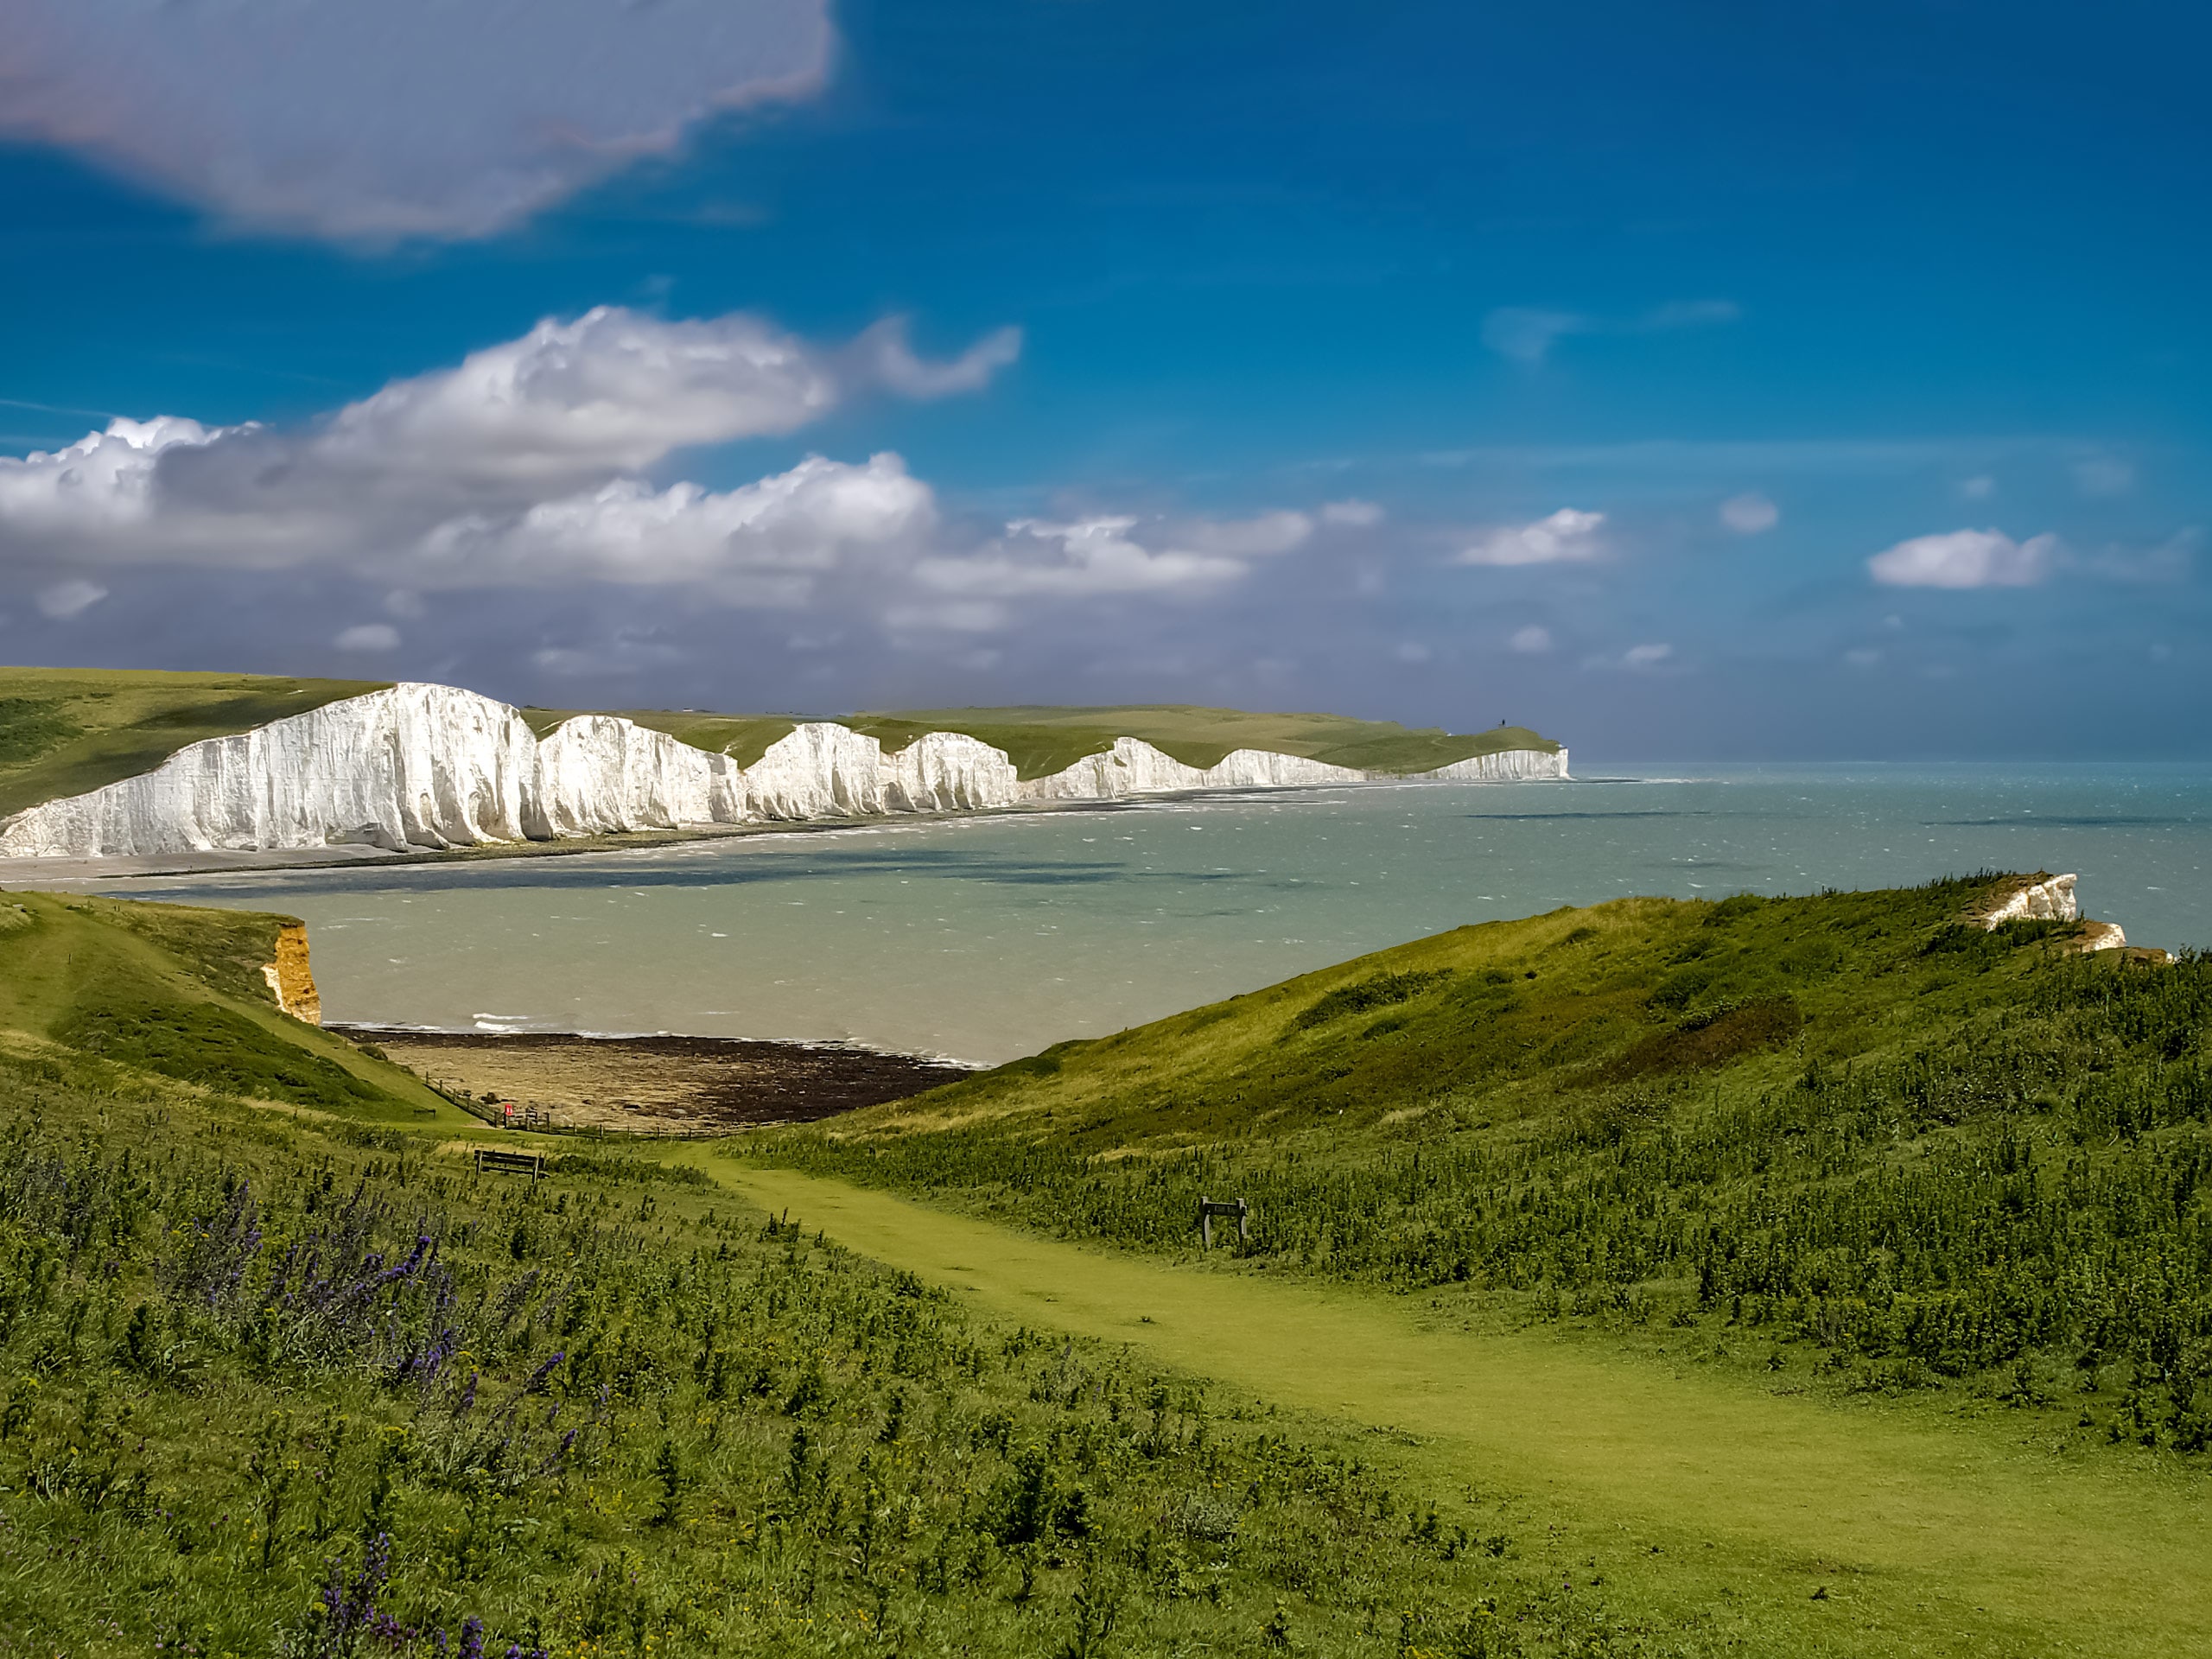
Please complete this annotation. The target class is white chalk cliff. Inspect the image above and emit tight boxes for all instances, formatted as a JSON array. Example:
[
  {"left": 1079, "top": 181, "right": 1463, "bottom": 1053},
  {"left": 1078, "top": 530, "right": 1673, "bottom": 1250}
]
[
  {"left": 1979, "top": 872, "right": 2127, "bottom": 951},
  {"left": 0, "top": 683, "right": 1570, "bottom": 860}
]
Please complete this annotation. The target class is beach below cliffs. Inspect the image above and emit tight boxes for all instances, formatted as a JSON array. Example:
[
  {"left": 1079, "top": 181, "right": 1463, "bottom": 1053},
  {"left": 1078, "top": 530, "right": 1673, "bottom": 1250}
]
[{"left": 335, "top": 1026, "right": 972, "bottom": 1135}]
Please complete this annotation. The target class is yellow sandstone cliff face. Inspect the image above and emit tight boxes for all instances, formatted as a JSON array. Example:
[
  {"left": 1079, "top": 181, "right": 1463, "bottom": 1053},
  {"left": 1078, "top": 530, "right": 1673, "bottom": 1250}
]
[{"left": 261, "top": 921, "right": 322, "bottom": 1025}]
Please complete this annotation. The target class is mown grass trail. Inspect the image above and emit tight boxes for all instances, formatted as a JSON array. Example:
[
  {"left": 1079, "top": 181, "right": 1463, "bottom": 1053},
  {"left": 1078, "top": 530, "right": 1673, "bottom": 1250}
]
[{"left": 702, "top": 1159, "right": 2211, "bottom": 1659}]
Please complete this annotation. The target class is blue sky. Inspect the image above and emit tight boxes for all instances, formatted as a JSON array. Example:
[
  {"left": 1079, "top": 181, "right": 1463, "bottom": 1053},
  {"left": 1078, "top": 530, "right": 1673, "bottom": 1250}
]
[{"left": 1, "top": 0, "right": 2205, "bottom": 757}]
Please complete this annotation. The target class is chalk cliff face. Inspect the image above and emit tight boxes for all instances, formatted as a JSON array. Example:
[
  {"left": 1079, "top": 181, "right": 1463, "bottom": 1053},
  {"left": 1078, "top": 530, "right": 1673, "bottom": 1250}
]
[
  {"left": 1978, "top": 872, "right": 2127, "bottom": 952},
  {"left": 533, "top": 715, "right": 744, "bottom": 837},
  {"left": 1421, "top": 747, "right": 1573, "bottom": 783},
  {"left": 1981, "top": 873, "right": 2081, "bottom": 927},
  {"left": 0, "top": 683, "right": 541, "bottom": 858},
  {"left": 0, "top": 682, "right": 1572, "bottom": 860}
]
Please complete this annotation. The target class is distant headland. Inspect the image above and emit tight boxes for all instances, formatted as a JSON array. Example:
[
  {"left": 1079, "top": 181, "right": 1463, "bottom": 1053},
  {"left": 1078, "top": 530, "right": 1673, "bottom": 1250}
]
[{"left": 0, "top": 666, "right": 1567, "bottom": 868}]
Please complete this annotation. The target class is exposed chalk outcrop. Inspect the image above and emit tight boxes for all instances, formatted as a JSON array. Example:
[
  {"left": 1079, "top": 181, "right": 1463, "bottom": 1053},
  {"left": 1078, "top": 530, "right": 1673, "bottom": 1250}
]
[
  {"left": 1982, "top": 873, "right": 2081, "bottom": 927},
  {"left": 1979, "top": 873, "right": 2127, "bottom": 952},
  {"left": 0, "top": 682, "right": 1571, "bottom": 861}
]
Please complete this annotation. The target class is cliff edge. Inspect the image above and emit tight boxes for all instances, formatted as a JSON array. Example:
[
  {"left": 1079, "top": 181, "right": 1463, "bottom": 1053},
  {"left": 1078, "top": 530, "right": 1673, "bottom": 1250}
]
[{"left": 0, "top": 683, "right": 1569, "bottom": 861}]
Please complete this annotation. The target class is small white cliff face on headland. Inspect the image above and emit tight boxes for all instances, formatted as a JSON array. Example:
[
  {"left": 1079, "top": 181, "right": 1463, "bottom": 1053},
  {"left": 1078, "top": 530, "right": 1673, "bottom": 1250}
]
[{"left": 0, "top": 683, "right": 1570, "bottom": 861}]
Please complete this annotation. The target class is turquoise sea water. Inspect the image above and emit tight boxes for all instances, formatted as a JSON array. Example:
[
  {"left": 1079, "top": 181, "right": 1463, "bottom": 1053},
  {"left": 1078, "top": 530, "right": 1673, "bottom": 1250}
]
[{"left": 93, "top": 763, "right": 2212, "bottom": 1065}]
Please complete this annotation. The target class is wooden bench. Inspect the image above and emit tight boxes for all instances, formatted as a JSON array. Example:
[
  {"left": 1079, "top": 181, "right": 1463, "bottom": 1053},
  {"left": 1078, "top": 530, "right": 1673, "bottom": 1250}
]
[
  {"left": 474, "top": 1147, "right": 546, "bottom": 1179},
  {"left": 1198, "top": 1195, "right": 1249, "bottom": 1249}
]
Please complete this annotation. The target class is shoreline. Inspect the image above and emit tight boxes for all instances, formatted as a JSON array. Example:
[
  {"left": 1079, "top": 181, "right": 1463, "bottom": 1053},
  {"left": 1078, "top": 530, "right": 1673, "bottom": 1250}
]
[
  {"left": 0, "top": 774, "right": 1576, "bottom": 887},
  {"left": 336, "top": 1023, "right": 976, "bottom": 1136}
]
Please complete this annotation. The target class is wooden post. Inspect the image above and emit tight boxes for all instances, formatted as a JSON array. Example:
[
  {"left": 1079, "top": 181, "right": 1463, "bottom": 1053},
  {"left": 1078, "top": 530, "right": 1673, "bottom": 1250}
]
[{"left": 1198, "top": 1195, "right": 1249, "bottom": 1249}]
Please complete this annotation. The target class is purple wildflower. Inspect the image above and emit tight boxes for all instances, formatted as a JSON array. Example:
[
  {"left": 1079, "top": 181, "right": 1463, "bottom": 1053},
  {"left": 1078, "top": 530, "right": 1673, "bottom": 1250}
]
[{"left": 522, "top": 1351, "right": 565, "bottom": 1395}]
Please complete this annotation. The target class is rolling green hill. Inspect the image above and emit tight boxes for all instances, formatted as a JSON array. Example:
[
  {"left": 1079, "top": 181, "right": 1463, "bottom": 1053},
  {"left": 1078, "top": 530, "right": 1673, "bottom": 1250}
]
[
  {"left": 0, "top": 896, "right": 1580, "bottom": 1656},
  {"left": 758, "top": 875, "right": 2212, "bottom": 1431},
  {"left": 7, "top": 886, "right": 2211, "bottom": 1653},
  {"left": 0, "top": 667, "right": 391, "bottom": 819},
  {"left": 0, "top": 889, "right": 456, "bottom": 1124}
]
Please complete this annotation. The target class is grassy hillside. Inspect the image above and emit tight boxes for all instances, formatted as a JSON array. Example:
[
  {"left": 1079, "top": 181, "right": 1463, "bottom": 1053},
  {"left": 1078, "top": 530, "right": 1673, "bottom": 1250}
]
[
  {"left": 757, "top": 875, "right": 2212, "bottom": 1448},
  {"left": 0, "top": 898, "right": 1612, "bottom": 1656},
  {"left": 0, "top": 891, "right": 458, "bottom": 1124},
  {"left": 0, "top": 667, "right": 390, "bottom": 818}
]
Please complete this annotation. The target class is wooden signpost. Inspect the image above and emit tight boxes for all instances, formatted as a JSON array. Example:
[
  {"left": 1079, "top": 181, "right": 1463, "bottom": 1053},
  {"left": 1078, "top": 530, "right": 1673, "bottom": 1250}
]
[{"left": 1198, "top": 1195, "right": 1249, "bottom": 1249}]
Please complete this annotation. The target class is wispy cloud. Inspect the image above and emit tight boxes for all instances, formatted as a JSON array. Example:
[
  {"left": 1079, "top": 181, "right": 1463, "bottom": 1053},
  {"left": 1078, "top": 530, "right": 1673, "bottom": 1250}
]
[
  {"left": 1479, "top": 299, "right": 1740, "bottom": 365},
  {"left": 36, "top": 579, "right": 107, "bottom": 620},
  {"left": 1719, "top": 493, "right": 1779, "bottom": 533},
  {"left": 1455, "top": 509, "right": 1605, "bottom": 567}
]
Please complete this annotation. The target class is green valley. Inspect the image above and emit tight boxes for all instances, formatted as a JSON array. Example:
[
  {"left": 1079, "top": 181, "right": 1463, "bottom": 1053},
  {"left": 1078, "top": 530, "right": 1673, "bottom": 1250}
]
[{"left": 3, "top": 875, "right": 2209, "bottom": 1656}]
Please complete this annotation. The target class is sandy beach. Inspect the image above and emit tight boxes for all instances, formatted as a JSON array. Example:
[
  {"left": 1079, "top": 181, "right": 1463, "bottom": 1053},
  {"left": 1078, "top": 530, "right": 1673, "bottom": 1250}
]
[{"left": 334, "top": 1026, "right": 972, "bottom": 1135}]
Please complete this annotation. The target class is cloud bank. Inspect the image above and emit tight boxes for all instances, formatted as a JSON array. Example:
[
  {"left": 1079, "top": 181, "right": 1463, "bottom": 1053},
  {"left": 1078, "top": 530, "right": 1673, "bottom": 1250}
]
[
  {"left": 0, "top": 305, "right": 1385, "bottom": 665},
  {"left": 0, "top": 307, "right": 1010, "bottom": 584},
  {"left": 0, "top": 0, "right": 835, "bottom": 241}
]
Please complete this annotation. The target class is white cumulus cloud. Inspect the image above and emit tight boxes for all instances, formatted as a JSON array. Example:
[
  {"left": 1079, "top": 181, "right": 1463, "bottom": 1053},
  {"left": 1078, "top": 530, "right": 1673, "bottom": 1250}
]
[
  {"left": 319, "top": 307, "right": 843, "bottom": 486},
  {"left": 0, "top": 307, "right": 1014, "bottom": 575},
  {"left": 917, "top": 516, "right": 1253, "bottom": 607},
  {"left": 1867, "top": 528, "right": 2056, "bottom": 589},
  {"left": 1508, "top": 625, "right": 1554, "bottom": 655},
  {"left": 416, "top": 454, "right": 934, "bottom": 599},
  {"left": 1457, "top": 509, "right": 1605, "bottom": 567},
  {"left": 0, "top": 0, "right": 835, "bottom": 242},
  {"left": 1623, "top": 643, "right": 1673, "bottom": 667}
]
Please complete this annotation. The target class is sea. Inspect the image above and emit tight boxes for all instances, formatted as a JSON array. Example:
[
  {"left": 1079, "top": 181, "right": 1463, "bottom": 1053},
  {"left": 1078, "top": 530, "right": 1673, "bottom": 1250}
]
[{"left": 83, "top": 762, "right": 2212, "bottom": 1066}]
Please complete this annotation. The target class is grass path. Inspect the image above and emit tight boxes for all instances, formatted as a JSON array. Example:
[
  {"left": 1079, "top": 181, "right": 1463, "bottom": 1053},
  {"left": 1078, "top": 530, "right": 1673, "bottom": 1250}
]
[{"left": 696, "top": 1159, "right": 2210, "bottom": 1658}]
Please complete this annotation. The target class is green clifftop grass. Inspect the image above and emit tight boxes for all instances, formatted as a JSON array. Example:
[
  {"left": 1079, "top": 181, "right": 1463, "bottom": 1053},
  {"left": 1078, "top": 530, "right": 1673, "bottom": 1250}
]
[
  {"left": 0, "top": 667, "right": 389, "bottom": 818},
  {"left": 0, "top": 891, "right": 456, "bottom": 1123}
]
